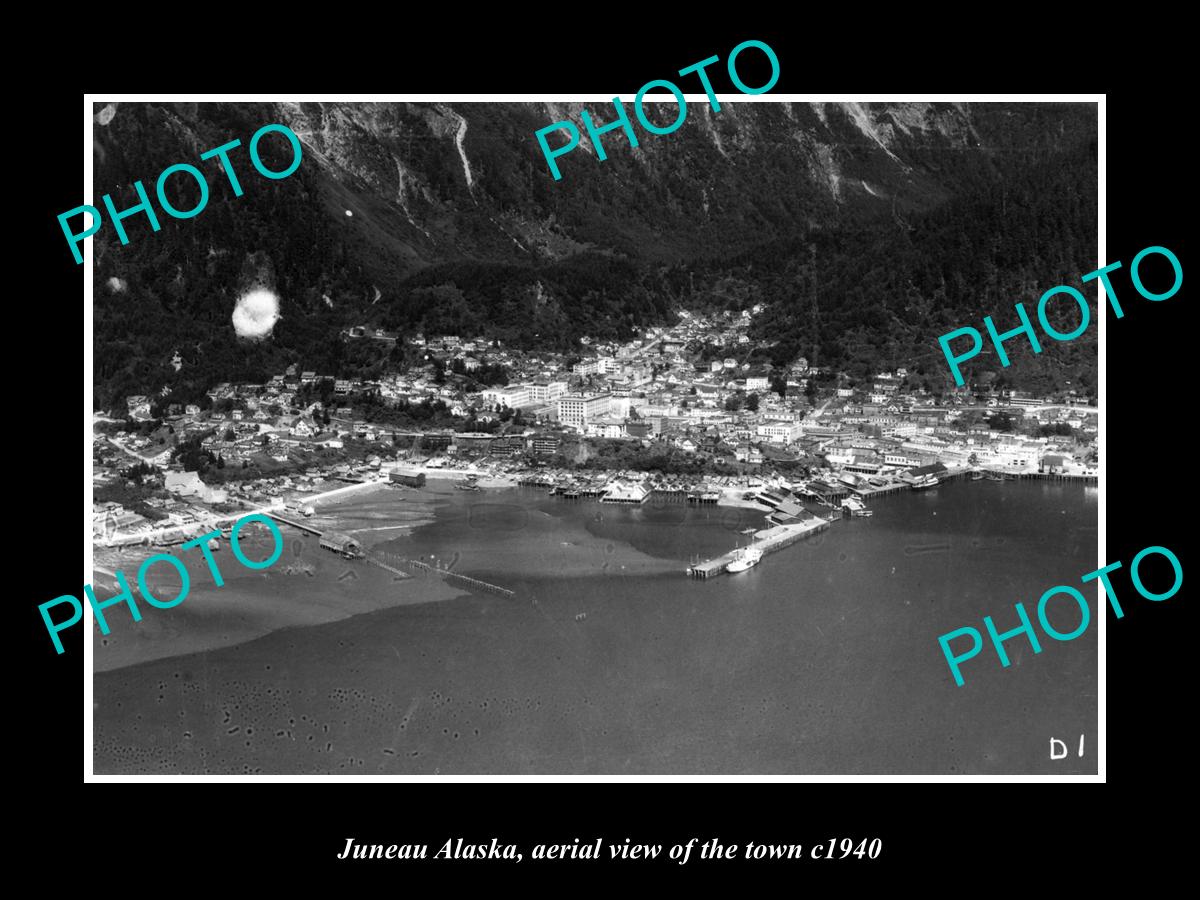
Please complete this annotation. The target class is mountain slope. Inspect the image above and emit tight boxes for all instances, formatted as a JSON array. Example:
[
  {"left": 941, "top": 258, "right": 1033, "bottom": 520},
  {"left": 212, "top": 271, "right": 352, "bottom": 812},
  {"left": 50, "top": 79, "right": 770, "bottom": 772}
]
[{"left": 90, "top": 101, "right": 1097, "bottom": 407}]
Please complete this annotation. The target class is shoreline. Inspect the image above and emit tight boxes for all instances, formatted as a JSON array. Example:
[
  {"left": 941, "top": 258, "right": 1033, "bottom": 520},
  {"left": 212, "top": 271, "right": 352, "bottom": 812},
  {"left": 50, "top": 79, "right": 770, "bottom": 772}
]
[
  {"left": 91, "top": 477, "right": 1088, "bottom": 674},
  {"left": 92, "top": 478, "right": 1098, "bottom": 775},
  {"left": 92, "top": 484, "right": 455, "bottom": 673}
]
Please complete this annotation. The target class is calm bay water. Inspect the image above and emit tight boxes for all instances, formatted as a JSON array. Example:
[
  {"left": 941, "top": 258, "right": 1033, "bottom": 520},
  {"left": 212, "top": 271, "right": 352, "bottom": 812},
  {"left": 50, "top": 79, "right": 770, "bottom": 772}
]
[{"left": 94, "top": 479, "right": 1098, "bottom": 774}]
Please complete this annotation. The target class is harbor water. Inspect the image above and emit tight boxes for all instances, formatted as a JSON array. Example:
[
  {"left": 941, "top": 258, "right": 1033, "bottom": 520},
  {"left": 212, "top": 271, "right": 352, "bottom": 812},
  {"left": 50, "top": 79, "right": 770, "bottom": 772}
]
[{"left": 94, "top": 479, "right": 1098, "bottom": 774}]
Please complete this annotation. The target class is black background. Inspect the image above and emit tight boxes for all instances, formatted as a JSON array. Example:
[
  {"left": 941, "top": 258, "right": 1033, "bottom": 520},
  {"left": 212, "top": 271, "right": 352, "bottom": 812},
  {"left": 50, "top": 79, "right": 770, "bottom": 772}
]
[{"left": 22, "top": 19, "right": 1188, "bottom": 886}]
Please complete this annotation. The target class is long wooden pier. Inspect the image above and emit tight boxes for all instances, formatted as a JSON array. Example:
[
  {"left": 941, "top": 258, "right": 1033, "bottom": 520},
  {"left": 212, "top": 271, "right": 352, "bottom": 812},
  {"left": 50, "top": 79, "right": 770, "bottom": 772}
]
[
  {"left": 687, "top": 516, "right": 835, "bottom": 579},
  {"left": 981, "top": 468, "right": 1097, "bottom": 484},
  {"left": 373, "top": 550, "right": 516, "bottom": 598},
  {"left": 361, "top": 553, "right": 412, "bottom": 580},
  {"left": 266, "top": 514, "right": 515, "bottom": 597},
  {"left": 264, "top": 511, "right": 323, "bottom": 536}
]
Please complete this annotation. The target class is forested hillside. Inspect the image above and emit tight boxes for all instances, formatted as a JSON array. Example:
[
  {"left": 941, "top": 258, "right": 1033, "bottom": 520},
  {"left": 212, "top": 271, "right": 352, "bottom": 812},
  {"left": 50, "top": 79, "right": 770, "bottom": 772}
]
[{"left": 90, "top": 101, "right": 1097, "bottom": 408}]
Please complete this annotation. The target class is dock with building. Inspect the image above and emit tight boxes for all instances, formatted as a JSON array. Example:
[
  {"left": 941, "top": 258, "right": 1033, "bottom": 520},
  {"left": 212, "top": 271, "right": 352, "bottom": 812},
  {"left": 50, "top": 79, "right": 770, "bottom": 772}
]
[
  {"left": 687, "top": 515, "right": 835, "bottom": 579},
  {"left": 389, "top": 465, "right": 427, "bottom": 488},
  {"left": 265, "top": 512, "right": 514, "bottom": 597}
]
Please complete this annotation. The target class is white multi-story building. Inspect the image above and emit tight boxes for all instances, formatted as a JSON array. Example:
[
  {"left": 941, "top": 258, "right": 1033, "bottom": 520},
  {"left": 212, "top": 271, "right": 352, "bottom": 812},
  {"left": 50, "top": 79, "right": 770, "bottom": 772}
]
[
  {"left": 607, "top": 396, "right": 632, "bottom": 418},
  {"left": 528, "top": 380, "right": 568, "bottom": 403},
  {"left": 756, "top": 422, "right": 803, "bottom": 443},
  {"left": 746, "top": 376, "right": 769, "bottom": 391},
  {"left": 586, "top": 419, "right": 626, "bottom": 439},
  {"left": 482, "top": 384, "right": 532, "bottom": 408},
  {"left": 558, "top": 393, "right": 611, "bottom": 429},
  {"left": 637, "top": 403, "right": 675, "bottom": 417}
]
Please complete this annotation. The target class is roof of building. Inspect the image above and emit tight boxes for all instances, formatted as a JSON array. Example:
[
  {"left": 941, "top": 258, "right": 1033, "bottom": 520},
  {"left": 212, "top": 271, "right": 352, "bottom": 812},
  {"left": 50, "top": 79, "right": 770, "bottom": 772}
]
[
  {"left": 320, "top": 531, "right": 361, "bottom": 548},
  {"left": 909, "top": 462, "right": 948, "bottom": 476}
]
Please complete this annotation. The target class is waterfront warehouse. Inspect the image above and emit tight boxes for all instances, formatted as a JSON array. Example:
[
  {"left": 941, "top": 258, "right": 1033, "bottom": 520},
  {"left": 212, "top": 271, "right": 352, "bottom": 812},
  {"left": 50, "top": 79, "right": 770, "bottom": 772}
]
[
  {"left": 319, "top": 531, "right": 363, "bottom": 558},
  {"left": 389, "top": 466, "right": 426, "bottom": 488}
]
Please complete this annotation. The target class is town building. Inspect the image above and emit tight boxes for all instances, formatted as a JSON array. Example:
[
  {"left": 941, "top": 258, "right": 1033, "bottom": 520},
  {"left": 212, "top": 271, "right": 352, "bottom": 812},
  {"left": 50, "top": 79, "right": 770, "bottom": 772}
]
[
  {"left": 164, "top": 471, "right": 228, "bottom": 504},
  {"left": 528, "top": 380, "right": 568, "bottom": 403},
  {"left": 319, "top": 532, "right": 363, "bottom": 558},
  {"left": 482, "top": 384, "right": 532, "bottom": 408},
  {"left": 389, "top": 466, "right": 426, "bottom": 487},
  {"left": 756, "top": 422, "right": 803, "bottom": 443},
  {"left": 558, "top": 393, "right": 611, "bottom": 430}
]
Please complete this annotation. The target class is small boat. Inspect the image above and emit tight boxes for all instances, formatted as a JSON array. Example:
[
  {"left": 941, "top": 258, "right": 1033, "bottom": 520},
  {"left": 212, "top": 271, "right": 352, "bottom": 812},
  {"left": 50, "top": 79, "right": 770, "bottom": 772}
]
[
  {"left": 727, "top": 546, "right": 763, "bottom": 573},
  {"left": 970, "top": 471, "right": 984, "bottom": 481},
  {"left": 911, "top": 474, "right": 940, "bottom": 490}
]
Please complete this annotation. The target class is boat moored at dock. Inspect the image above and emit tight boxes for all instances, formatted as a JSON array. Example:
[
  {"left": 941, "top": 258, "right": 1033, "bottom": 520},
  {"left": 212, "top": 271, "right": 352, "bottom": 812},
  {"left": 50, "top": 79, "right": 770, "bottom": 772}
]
[{"left": 726, "top": 546, "right": 763, "bottom": 573}]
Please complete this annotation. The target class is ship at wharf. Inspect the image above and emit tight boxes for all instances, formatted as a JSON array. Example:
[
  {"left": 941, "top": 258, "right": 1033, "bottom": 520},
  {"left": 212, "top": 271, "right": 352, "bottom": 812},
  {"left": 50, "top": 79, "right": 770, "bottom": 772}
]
[{"left": 687, "top": 516, "right": 835, "bottom": 579}]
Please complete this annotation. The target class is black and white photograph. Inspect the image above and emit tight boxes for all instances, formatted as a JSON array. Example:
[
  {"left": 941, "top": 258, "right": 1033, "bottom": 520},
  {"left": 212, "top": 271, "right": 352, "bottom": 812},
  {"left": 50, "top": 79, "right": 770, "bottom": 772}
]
[{"left": 80, "top": 94, "right": 1103, "bottom": 777}]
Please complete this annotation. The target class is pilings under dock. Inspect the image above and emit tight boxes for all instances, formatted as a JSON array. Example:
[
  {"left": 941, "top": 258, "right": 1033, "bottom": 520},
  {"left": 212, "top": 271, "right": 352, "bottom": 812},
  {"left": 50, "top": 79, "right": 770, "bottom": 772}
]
[{"left": 687, "top": 516, "right": 834, "bottom": 579}]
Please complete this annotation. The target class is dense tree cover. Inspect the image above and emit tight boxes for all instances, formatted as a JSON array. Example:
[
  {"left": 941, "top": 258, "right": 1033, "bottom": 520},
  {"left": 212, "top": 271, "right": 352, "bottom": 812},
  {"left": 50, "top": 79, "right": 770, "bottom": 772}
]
[
  {"left": 708, "top": 140, "right": 1099, "bottom": 394},
  {"left": 1038, "top": 422, "right": 1076, "bottom": 437},
  {"left": 987, "top": 412, "right": 1016, "bottom": 432},
  {"left": 95, "top": 417, "right": 164, "bottom": 436},
  {"left": 377, "top": 253, "right": 676, "bottom": 350},
  {"left": 119, "top": 461, "right": 160, "bottom": 484},
  {"left": 171, "top": 436, "right": 217, "bottom": 473},
  {"left": 92, "top": 102, "right": 1097, "bottom": 407},
  {"left": 351, "top": 392, "right": 459, "bottom": 430},
  {"left": 448, "top": 358, "right": 509, "bottom": 388}
]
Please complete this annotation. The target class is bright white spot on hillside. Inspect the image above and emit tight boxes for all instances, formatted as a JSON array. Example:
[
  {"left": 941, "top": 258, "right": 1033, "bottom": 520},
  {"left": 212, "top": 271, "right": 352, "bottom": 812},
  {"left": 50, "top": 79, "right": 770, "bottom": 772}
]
[
  {"left": 345, "top": 210, "right": 354, "bottom": 217},
  {"left": 232, "top": 288, "right": 279, "bottom": 339},
  {"left": 106, "top": 276, "right": 127, "bottom": 293}
]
